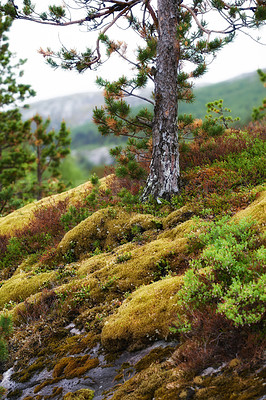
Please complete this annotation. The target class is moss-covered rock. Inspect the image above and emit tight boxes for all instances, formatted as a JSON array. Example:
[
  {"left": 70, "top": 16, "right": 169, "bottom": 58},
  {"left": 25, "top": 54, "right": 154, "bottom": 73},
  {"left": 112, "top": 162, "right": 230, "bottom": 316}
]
[
  {"left": 232, "top": 190, "right": 266, "bottom": 229},
  {"left": 0, "top": 270, "right": 56, "bottom": 309},
  {"left": 101, "top": 276, "right": 183, "bottom": 351},
  {"left": 53, "top": 354, "right": 99, "bottom": 379},
  {"left": 77, "top": 237, "right": 187, "bottom": 296},
  {"left": 0, "top": 177, "right": 113, "bottom": 236},
  {"left": 162, "top": 206, "right": 194, "bottom": 229},
  {"left": 158, "top": 220, "right": 194, "bottom": 240},
  {"left": 56, "top": 208, "right": 162, "bottom": 262}
]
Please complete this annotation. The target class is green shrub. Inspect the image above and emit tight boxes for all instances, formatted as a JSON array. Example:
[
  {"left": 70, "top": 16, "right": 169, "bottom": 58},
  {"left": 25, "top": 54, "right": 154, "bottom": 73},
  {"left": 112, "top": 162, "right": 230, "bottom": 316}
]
[
  {"left": 0, "top": 314, "right": 13, "bottom": 361},
  {"left": 177, "top": 217, "right": 265, "bottom": 330}
]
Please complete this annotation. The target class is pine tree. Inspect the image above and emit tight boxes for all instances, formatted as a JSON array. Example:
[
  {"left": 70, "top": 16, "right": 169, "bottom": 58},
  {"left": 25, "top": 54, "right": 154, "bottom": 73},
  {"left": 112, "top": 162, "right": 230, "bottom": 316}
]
[
  {"left": 0, "top": 9, "right": 35, "bottom": 214},
  {"left": 2, "top": 0, "right": 265, "bottom": 201},
  {"left": 29, "top": 114, "right": 71, "bottom": 200}
]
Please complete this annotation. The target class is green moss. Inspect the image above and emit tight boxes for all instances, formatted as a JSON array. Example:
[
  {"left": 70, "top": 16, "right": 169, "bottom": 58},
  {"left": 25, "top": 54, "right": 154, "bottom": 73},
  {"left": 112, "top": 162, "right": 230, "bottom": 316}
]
[
  {"left": 63, "top": 389, "right": 94, "bottom": 400},
  {"left": 0, "top": 271, "right": 56, "bottom": 310},
  {"left": 101, "top": 276, "right": 183, "bottom": 351},
  {"left": 108, "top": 363, "right": 169, "bottom": 400},
  {"left": 33, "top": 378, "right": 61, "bottom": 394},
  {"left": 135, "top": 346, "right": 175, "bottom": 372}
]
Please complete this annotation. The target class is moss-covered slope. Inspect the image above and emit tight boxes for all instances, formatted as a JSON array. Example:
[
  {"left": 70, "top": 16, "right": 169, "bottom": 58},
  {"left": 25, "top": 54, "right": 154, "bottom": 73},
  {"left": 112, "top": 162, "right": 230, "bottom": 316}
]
[{"left": 0, "top": 164, "right": 265, "bottom": 399}]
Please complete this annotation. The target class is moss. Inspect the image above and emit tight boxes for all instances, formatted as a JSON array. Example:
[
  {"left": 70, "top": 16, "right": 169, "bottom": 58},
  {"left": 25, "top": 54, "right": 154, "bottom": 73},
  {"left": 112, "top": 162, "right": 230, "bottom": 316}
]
[
  {"left": 54, "top": 332, "right": 99, "bottom": 357},
  {"left": 77, "top": 237, "right": 187, "bottom": 298},
  {"left": 12, "top": 357, "right": 47, "bottom": 383},
  {"left": 108, "top": 363, "right": 169, "bottom": 400},
  {"left": 158, "top": 220, "right": 194, "bottom": 240},
  {"left": 63, "top": 389, "right": 94, "bottom": 400},
  {"left": 0, "top": 177, "right": 113, "bottom": 236},
  {"left": 232, "top": 190, "right": 266, "bottom": 229},
  {"left": 193, "top": 371, "right": 266, "bottom": 399},
  {"left": 101, "top": 276, "right": 183, "bottom": 351},
  {"left": 33, "top": 378, "right": 61, "bottom": 394},
  {"left": 135, "top": 346, "right": 175, "bottom": 372},
  {"left": 162, "top": 206, "right": 194, "bottom": 229},
  {"left": 0, "top": 271, "right": 56, "bottom": 309},
  {"left": 53, "top": 355, "right": 99, "bottom": 379},
  {"left": 6, "top": 388, "right": 23, "bottom": 398},
  {"left": 56, "top": 208, "right": 162, "bottom": 261}
]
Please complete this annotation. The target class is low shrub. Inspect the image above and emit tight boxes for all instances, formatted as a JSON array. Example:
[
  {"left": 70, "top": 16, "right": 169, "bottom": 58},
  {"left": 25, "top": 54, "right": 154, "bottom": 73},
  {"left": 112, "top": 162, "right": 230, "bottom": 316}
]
[{"left": 176, "top": 217, "right": 265, "bottom": 331}]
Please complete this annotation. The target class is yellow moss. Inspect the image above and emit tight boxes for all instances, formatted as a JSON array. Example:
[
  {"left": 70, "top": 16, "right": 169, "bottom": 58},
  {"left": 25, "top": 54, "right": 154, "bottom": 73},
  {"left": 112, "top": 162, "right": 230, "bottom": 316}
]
[
  {"left": 0, "top": 271, "right": 56, "bottom": 309},
  {"left": 163, "top": 206, "right": 194, "bottom": 229},
  {"left": 53, "top": 355, "right": 99, "bottom": 379},
  {"left": 232, "top": 190, "right": 266, "bottom": 228},
  {"left": 78, "top": 237, "right": 187, "bottom": 295},
  {"left": 0, "top": 176, "right": 111, "bottom": 236},
  {"left": 57, "top": 208, "right": 162, "bottom": 261},
  {"left": 109, "top": 363, "right": 169, "bottom": 400},
  {"left": 158, "top": 220, "right": 194, "bottom": 240},
  {"left": 63, "top": 389, "right": 94, "bottom": 400},
  {"left": 101, "top": 275, "right": 183, "bottom": 351}
]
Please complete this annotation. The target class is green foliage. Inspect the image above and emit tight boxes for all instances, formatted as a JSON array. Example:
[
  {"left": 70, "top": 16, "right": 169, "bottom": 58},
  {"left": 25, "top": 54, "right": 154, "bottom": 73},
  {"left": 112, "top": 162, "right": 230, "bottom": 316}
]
[
  {"left": 116, "top": 252, "right": 132, "bottom": 263},
  {"left": 0, "top": 11, "right": 35, "bottom": 214},
  {"left": 204, "top": 99, "right": 240, "bottom": 133},
  {"left": 60, "top": 205, "right": 91, "bottom": 232},
  {"left": 179, "top": 71, "right": 265, "bottom": 124},
  {"left": 0, "top": 314, "right": 12, "bottom": 361},
  {"left": 177, "top": 217, "right": 265, "bottom": 330},
  {"left": 252, "top": 69, "right": 266, "bottom": 121},
  {"left": 29, "top": 114, "right": 71, "bottom": 200}
]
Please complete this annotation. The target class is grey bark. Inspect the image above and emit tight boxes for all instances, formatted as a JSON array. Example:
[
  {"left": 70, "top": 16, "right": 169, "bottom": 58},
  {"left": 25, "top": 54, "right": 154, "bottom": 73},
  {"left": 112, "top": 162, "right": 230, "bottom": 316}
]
[{"left": 142, "top": 0, "right": 180, "bottom": 202}]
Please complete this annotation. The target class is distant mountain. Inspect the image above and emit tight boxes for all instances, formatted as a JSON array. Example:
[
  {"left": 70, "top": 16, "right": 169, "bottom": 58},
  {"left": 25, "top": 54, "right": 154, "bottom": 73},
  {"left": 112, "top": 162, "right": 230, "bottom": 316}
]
[
  {"left": 21, "top": 90, "right": 149, "bottom": 130},
  {"left": 21, "top": 70, "right": 265, "bottom": 130},
  {"left": 179, "top": 70, "right": 265, "bottom": 123}
]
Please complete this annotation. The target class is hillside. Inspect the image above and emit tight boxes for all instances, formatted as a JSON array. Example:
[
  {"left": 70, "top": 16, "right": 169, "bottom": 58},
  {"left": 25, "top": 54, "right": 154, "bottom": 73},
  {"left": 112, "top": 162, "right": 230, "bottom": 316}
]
[
  {"left": 0, "top": 122, "right": 265, "bottom": 399},
  {"left": 22, "top": 70, "right": 265, "bottom": 132}
]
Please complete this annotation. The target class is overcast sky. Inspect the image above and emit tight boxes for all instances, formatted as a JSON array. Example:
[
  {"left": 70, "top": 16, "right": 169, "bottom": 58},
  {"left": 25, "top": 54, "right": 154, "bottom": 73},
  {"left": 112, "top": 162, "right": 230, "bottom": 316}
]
[{"left": 8, "top": 3, "right": 266, "bottom": 103}]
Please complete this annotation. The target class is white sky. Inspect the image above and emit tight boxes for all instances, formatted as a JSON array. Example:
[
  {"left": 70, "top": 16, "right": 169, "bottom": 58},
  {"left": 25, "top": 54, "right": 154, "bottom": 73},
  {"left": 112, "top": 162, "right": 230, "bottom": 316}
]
[{"left": 8, "top": 2, "right": 266, "bottom": 103}]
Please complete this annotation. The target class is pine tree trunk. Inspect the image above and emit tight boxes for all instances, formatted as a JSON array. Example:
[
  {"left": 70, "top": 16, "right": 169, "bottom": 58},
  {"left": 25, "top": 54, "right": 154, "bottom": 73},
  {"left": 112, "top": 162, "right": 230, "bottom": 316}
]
[{"left": 142, "top": 0, "right": 180, "bottom": 202}]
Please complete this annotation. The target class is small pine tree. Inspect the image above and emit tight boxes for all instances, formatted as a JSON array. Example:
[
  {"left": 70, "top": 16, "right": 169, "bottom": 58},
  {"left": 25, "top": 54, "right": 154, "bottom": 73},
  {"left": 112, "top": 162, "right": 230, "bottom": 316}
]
[
  {"left": 0, "top": 10, "right": 35, "bottom": 214},
  {"left": 29, "top": 114, "right": 71, "bottom": 200}
]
